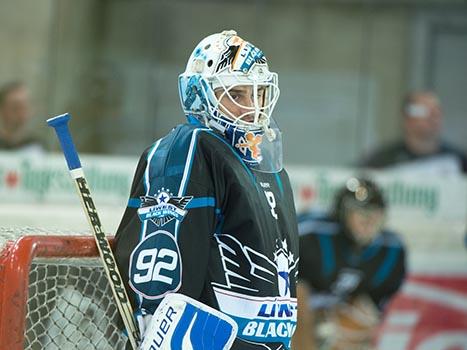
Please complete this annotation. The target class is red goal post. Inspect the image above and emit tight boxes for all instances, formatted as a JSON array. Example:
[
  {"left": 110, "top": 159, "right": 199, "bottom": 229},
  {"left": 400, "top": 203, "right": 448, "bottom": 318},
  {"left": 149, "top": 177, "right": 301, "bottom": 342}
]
[{"left": 0, "top": 235, "right": 128, "bottom": 349}]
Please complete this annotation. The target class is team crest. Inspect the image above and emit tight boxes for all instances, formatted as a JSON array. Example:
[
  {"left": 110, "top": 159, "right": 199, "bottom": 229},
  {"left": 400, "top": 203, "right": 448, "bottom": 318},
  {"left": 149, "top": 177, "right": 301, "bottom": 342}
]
[
  {"left": 137, "top": 188, "right": 193, "bottom": 227},
  {"left": 274, "top": 239, "right": 296, "bottom": 298},
  {"left": 235, "top": 132, "right": 263, "bottom": 161}
]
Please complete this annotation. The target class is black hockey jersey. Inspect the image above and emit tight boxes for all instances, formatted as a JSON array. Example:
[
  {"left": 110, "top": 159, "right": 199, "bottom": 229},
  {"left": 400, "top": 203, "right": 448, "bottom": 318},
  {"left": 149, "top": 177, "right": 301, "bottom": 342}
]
[
  {"left": 114, "top": 120, "right": 299, "bottom": 349},
  {"left": 297, "top": 213, "right": 406, "bottom": 310}
]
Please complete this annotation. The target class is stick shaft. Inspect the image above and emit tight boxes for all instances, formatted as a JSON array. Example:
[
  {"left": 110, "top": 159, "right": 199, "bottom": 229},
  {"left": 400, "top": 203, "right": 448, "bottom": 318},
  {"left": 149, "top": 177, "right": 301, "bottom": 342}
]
[{"left": 47, "top": 114, "right": 140, "bottom": 349}]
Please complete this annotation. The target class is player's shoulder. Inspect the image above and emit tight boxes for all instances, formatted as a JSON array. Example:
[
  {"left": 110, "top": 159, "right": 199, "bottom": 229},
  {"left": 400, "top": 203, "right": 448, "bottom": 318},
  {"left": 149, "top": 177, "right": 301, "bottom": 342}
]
[
  {"left": 139, "top": 121, "right": 238, "bottom": 177},
  {"left": 136, "top": 122, "right": 208, "bottom": 174},
  {"left": 297, "top": 212, "right": 340, "bottom": 237},
  {"left": 166, "top": 119, "right": 233, "bottom": 153}
]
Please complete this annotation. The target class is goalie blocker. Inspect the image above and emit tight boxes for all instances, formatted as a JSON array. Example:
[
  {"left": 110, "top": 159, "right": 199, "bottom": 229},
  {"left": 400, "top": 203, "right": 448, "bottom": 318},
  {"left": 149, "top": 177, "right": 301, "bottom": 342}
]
[{"left": 140, "top": 293, "right": 237, "bottom": 350}]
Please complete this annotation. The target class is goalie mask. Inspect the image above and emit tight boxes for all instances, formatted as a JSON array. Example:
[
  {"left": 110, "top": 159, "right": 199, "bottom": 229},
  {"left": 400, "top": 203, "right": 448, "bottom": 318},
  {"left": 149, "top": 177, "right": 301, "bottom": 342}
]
[
  {"left": 178, "top": 30, "right": 282, "bottom": 172},
  {"left": 333, "top": 177, "right": 386, "bottom": 246}
]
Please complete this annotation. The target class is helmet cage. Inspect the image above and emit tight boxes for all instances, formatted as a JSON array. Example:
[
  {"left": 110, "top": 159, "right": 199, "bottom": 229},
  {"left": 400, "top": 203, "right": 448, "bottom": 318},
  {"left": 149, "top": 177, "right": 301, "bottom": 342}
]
[
  {"left": 177, "top": 30, "right": 283, "bottom": 172},
  {"left": 206, "top": 72, "right": 279, "bottom": 132}
]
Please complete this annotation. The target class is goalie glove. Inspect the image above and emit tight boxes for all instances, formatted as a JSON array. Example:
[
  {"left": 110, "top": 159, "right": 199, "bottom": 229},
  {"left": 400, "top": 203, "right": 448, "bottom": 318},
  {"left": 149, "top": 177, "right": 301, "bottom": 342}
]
[{"left": 139, "top": 293, "right": 238, "bottom": 350}]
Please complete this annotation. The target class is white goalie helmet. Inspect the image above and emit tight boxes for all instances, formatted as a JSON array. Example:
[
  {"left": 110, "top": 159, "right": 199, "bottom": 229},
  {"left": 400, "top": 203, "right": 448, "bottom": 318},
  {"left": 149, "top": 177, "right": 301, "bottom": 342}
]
[{"left": 178, "top": 30, "right": 282, "bottom": 172}]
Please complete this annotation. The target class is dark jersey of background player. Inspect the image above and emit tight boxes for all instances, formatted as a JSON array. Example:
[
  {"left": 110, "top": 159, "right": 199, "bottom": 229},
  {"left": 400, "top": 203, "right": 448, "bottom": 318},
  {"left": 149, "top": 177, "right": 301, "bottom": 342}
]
[
  {"left": 114, "top": 120, "right": 299, "bottom": 350},
  {"left": 297, "top": 212, "right": 406, "bottom": 310}
]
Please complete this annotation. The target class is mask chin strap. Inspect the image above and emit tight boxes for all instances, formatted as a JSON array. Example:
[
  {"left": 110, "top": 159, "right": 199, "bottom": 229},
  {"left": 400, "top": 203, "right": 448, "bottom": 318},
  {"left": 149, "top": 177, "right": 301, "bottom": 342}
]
[
  {"left": 207, "top": 117, "right": 227, "bottom": 134},
  {"left": 265, "top": 127, "right": 276, "bottom": 142},
  {"left": 258, "top": 117, "right": 276, "bottom": 142}
]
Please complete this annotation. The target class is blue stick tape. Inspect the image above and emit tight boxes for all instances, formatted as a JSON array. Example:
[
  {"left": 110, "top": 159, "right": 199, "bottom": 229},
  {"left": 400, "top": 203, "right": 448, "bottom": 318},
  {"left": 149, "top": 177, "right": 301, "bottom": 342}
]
[{"left": 46, "top": 113, "right": 82, "bottom": 170}]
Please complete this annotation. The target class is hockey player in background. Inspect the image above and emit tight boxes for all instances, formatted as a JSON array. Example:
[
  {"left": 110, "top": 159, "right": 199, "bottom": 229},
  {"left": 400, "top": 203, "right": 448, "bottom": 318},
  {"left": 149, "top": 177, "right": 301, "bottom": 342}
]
[
  {"left": 292, "top": 177, "right": 406, "bottom": 350},
  {"left": 114, "top": 30, "right": 299, "bottom": 349}
]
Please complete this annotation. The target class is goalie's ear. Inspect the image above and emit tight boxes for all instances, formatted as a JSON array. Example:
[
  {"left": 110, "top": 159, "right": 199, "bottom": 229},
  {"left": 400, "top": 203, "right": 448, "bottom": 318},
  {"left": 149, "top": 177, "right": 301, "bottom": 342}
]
[{"left": 140, "top": 293, "right": 238, "bottom": 350}]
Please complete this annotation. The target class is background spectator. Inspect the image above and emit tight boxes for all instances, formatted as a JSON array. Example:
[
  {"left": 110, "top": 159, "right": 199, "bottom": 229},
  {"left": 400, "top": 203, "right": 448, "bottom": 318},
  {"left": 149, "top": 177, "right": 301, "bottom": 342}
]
[
  {"left": 361, "top": 91, "right": 467, "bottom": 175},
  {"left": 0, "top": 81, "right": 44, "bottom": 153}
]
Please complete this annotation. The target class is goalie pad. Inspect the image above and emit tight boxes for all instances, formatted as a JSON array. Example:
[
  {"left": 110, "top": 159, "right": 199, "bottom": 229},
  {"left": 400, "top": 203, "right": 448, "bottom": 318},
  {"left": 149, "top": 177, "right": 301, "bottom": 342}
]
[{"left": 139, "top": 293, "right": 238, "bottom": 350}]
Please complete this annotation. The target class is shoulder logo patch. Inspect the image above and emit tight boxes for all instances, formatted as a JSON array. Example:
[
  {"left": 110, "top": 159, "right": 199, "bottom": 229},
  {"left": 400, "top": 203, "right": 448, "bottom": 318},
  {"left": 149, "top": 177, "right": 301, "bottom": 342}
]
[{"left": 138, "top": 188, "right": 193, "bottom": 227}]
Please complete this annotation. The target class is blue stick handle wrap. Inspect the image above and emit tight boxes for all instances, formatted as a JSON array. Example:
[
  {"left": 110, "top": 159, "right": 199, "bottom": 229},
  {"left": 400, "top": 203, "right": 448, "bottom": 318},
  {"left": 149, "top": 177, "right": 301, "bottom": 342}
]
[{"left": 46, "top": 113, "right": 82, "bottom": 170}]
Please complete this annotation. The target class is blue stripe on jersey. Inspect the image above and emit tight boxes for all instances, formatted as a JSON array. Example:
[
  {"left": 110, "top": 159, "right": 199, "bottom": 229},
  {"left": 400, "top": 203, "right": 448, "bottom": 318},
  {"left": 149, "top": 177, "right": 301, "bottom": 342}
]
[
  {"left": 127, "top": 197, "right": 140, "bottom": 208},
  {"left": 177, "top": 129, "right": 199, "bottom": 197},
  {"left": 318, "top": 234, "right": 335, "bottom": 278},
  {"left": 142, "top": 125, "right": 205, "bottom": 239},
  {"left": 128, "top": 196, "right": 215, "bottom": 209},
  {"left": 137, "top": 139, "right": 162, "bottom": 307},
  {"left": 173, "top": 128, "right": 203, "bottom": 238},
  {"left": 370, "top": 247, "right": 401, "bottom": 287},
  {"left": 186, "top": 196, "right": 216, "bottom": 208},
  {"left": 148, "top": 125, "right": 199, "bottom": 181},
  {"left": 274, "top": 172, "right": 284, "bottom": 197}
]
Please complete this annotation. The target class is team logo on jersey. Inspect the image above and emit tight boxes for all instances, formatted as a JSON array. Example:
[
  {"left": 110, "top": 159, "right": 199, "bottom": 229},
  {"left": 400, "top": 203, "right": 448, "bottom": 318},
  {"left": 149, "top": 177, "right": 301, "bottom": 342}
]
[
  {"left": 212, "top": 235, "right": 299, "bottom": 348},
  {"left": 138, "top": 188, "right": 193, "bottom": 227},
  {"left": 331, "top": 268, "right": 363, "bottom": 297},
  {"left": 212, "top": 234, "right": 299, "bottom": 296},
  {"left": 235, "top": 132, "right": 263, "bottom": 161},
  {"left": 274, "top": 239, "right": 296, "bottom": 298}
]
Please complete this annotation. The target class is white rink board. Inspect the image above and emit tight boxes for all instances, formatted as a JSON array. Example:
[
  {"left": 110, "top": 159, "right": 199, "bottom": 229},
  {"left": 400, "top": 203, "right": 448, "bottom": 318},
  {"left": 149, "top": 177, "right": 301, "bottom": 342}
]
[{"left": 1, "top": 152, "right": 467, "bottom": 274}]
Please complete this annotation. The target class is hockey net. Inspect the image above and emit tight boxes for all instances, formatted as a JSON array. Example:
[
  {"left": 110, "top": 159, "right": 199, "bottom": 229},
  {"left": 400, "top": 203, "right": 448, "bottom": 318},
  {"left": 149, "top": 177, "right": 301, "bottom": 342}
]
[{"left": 0, "top": 228, "right": 128, "bottom": 350}]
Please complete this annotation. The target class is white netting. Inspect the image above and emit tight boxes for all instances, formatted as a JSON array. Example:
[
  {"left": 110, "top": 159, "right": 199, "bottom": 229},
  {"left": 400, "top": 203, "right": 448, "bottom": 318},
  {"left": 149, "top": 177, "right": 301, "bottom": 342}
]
[
  {"left": 0, "top": 227, "right": 90, "bottom": 249},
  {"left": 25, "top": 259, "right": 127, "bottom": 350},
  {"left": 0, "top": 227, "right": 128, "bottom": 350}
]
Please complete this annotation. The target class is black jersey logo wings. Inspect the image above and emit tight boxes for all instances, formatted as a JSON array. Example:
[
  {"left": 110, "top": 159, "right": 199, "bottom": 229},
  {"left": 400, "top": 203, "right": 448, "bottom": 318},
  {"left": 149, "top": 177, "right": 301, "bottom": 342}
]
[{"left": 212, "top": 234, "right": 299, "bottom": 296}]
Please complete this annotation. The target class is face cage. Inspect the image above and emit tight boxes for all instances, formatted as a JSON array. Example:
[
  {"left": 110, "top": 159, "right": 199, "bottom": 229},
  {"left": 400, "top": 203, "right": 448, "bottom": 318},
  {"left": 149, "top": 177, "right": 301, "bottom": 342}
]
[{"left": 200, "top": 73, "right": 280, "bottom": 133}]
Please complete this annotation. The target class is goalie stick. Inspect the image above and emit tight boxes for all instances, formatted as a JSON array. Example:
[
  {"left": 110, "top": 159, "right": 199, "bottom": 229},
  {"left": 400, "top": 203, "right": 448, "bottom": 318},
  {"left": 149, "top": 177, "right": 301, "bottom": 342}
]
[{"left": 47, "top": 113, "right": 140, "bottom": 350}]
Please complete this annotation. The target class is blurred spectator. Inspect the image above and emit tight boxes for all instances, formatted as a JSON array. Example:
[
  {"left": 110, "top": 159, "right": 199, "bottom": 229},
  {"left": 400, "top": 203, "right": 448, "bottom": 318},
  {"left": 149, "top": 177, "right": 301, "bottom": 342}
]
[
  {"left": 0, "top": 81, "right": 44, "bottom": 153},
  {"left": 361, "top": 91, "right": 467, "bottom": 175},
  {"left": 293, "top": 177, "right": 406, "bottom": 350}
]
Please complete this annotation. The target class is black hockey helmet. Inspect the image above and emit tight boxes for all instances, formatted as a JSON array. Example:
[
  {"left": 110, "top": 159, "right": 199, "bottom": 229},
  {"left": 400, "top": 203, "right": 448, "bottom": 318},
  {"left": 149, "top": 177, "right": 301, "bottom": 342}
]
[
  {"left": 333, "top": 177, "right": 386, "bottom": 220},
  {"left": 332, "top": 177, "right": 386, "bottom": 244}
]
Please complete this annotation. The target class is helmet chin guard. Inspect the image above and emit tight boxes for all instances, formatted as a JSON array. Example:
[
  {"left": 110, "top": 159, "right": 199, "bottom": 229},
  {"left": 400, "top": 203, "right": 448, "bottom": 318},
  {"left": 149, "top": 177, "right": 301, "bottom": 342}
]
[{"left": 178, "top": 30, "right": 282, "bottom": 173}]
